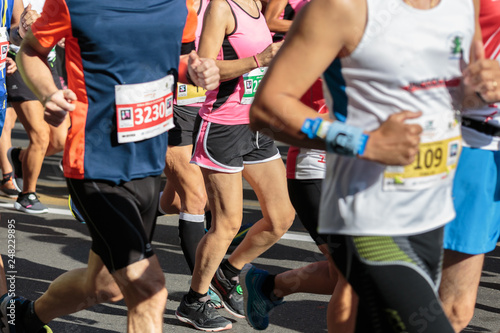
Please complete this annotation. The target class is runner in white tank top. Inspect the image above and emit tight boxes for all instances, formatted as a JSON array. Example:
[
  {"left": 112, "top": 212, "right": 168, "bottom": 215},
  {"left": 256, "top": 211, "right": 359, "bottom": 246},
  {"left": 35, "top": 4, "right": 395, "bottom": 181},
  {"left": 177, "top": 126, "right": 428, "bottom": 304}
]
[{"left": 247, "top": 0, "right": 493, "bottom": 331}]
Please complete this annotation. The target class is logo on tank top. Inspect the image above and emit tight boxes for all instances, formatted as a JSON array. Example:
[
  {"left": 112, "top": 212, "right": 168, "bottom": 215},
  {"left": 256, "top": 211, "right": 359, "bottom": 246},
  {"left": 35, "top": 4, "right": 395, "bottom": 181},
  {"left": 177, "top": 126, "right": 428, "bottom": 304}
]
[{"left": 448, "top": 34, "right": 464, "bottom": 60}]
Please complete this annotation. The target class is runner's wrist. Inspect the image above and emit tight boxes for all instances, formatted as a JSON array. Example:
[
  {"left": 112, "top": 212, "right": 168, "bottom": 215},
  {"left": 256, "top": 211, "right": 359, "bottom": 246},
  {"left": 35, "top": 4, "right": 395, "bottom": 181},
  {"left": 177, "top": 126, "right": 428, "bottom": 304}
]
[
  {"left": 252, "top": 54, "right": 260, "bottom": 69},
  {"left": 300, "top": 117, "right": 369, "bottom": 156}
]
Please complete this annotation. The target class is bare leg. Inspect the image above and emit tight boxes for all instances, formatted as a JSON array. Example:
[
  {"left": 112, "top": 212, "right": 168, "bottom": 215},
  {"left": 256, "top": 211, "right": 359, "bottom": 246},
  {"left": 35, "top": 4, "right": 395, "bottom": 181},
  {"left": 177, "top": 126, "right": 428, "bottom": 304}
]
[
  {"left": 0, "top": 107, "right": 16, "bottom": 174},
  {"left": 273, "top": 244, "right": 336, "bottom": 297},
  {"left": 0, "top": 257, "right": 7, "bottom": 295},
  {"left": 328, "top": 270, "right": 357, "bottom": 333},
  {"left": 190, "top": 170, "right": 243, "bottom": 294},
  {"left": 12, "top": 101, "right": 50, "bottom": 194},
  {"left": 228, "top": 159, "right": 295, "bottom": 269},
  {"left": 439, "top": 250, "right": 484, "bottom": 333},
  {"left": 35, "top": 250, "right": 166, "bottom": 332}
]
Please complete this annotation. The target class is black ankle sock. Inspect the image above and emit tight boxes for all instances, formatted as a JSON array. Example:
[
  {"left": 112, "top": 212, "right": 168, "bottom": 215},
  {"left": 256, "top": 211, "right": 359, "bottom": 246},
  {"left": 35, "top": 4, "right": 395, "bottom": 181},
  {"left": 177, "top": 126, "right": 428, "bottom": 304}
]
[
  {"left": 261, "top": 274, "right": 281, "bottom": 301},
  {"left": 220, "top": 259, "right": 240, "bottom": 280},
  {"left": 186, "top": 288, "right": 208, "bottom": 304},
  {"left": 2, "top": 172, "right": 12, "bottom": 181},
  {"left": 21, "top": 301, "right": 45, "bottom": 332},
  {"left": 178, "top": 218, "right": 205, "bottom": 274}
]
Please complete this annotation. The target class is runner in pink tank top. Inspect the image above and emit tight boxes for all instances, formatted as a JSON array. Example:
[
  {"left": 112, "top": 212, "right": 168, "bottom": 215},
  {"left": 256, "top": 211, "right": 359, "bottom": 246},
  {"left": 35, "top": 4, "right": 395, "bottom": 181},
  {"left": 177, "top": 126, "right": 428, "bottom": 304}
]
[{"left": 175, "top": 0, "right": 295, "bottom": 330}]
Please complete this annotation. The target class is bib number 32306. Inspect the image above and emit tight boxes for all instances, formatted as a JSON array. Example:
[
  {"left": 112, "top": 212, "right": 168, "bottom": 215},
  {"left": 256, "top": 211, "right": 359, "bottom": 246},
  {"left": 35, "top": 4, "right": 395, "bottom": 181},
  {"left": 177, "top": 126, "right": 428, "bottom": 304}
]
[{"left": 115, "top": 74, "right": 174, "bottom": 143}]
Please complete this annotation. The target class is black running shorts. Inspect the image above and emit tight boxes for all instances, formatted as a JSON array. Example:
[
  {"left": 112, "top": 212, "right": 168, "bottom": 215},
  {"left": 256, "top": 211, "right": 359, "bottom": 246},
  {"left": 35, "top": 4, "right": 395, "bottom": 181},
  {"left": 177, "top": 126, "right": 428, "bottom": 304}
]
[{"left": 66, "top": 176, "right": 161, "bottom": 273}]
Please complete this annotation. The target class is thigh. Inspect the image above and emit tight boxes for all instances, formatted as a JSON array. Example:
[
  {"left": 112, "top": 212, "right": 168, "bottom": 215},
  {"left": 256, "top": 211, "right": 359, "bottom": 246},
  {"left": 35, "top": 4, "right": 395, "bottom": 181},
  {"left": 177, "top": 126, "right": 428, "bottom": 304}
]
[
  {"left": 67, "top": 176, "right": 161, "bottom": 273},
  {"left": 243, "top": 158, "right": 293, "bottom": 221}
]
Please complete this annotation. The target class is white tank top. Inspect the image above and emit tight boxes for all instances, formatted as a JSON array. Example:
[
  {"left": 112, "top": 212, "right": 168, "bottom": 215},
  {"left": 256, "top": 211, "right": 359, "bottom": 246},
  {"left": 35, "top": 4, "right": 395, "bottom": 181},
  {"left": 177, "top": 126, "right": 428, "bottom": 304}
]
[{"left": 318, "top": 0, "right": 474, "bottom": 236}]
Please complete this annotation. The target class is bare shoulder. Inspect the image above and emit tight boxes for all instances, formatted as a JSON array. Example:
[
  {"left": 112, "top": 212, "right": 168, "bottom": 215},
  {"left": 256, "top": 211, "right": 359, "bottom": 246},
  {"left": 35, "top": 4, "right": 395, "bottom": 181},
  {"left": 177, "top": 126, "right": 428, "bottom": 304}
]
[
  {"left": 311, "top": 0, "right": 367, "bottom": 56},
  {"left": 206, "top": 0, "right": 232, "bottom": 15}
]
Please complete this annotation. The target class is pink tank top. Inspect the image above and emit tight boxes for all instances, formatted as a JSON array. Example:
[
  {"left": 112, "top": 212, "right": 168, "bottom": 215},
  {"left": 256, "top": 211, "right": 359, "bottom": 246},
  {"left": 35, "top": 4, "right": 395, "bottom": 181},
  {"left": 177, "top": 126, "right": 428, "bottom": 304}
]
[{"left": 199, "top": 0, "right": 273, "bottom": 125}]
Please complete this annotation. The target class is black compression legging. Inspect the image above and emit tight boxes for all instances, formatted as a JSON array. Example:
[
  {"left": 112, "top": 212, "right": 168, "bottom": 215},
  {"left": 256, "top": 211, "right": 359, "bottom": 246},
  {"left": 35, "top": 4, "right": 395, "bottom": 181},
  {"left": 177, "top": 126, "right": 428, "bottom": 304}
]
[{"left": 326, "top": 227, "right": 454, "bottom": 333}]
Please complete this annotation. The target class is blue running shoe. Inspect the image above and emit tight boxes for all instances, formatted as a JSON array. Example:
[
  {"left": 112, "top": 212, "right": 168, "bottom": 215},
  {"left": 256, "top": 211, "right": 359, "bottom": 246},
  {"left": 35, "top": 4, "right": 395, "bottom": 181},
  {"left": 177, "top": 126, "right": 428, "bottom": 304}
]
[
  {"left": 208, "top": 288, "right": 223, "bottom": 309},
  {"left": 240, "top": 264, "right": 284, "bottom": 330},
  {"left": 68, "top": 195, "right": 85, "bottom": 224}
]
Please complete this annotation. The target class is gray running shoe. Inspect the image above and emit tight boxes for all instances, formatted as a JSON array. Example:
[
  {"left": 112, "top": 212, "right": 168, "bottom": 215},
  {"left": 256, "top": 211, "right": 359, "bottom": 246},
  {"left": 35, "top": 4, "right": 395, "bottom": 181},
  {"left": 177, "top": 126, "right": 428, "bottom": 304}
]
[
  {"left": 14, "top": 192, "right": 49, "bottom": 214},
  {"left": 175, "top": 295, "right": 232, "bottom": 332},
  {"left": 210, "top": 268, "right": 245, "bottom": 318}
]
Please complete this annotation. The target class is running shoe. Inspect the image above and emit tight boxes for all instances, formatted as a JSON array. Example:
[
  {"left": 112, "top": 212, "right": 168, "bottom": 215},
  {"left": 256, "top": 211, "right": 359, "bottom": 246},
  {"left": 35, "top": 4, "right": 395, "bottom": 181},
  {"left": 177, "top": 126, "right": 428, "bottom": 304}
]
[
  {"left": 7, "top": 148, "right": 23, "bottom": 192},
  {"left": 0, "top": 177, "right": 19, "bottom": 198},
  {"left": 14, "top": 192, "right": 49, "bottom": 214},
  {"left": 240, "top": 264, "right": 284, "bottom": 330},
  {"left": 208, "top": 287, "right": 223, "bottom": 309},
  {"left": 68, "top": 195, "right": 85, "bottom": 223},
  {"left": 0, "top": 294, "right": 52, "bottom": 333},
  {"left": 210, "top": 268, "right": 244, "bottom": 318},
  {"left": 230, "top": 222, "right": 255, "bottom": 246},
  {"left": 175, "top": 295, "right": 232, "bottom": 332}
]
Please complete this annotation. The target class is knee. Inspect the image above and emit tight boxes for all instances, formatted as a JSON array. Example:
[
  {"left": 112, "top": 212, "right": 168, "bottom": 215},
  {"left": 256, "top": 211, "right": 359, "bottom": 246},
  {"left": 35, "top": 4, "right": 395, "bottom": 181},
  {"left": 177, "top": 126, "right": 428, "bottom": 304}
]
[
  {"left": 28, "top": 129, "right": 50, "bottom": 152},
  {"left": 268, "top": 209, "right": 295, "bottom": 237},
  {"left": 120, "top": 268, "right": 167, "bottom": 304},
  {"left": 91, "top": 275, "right": 124, "bottom": 304},
  {"left": 446, "top": 302, "right": 475, "bottom": 332}
]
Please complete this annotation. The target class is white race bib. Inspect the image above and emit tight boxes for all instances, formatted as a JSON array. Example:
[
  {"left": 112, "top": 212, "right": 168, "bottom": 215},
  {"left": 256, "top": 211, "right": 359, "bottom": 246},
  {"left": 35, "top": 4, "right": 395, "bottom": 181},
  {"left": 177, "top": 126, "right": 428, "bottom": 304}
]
[
  {"left": 115, "top": 74, "right": 174, "bottom": 143},
  {"left": 0, "top": 27, "right": 9, "bottom": 72}
]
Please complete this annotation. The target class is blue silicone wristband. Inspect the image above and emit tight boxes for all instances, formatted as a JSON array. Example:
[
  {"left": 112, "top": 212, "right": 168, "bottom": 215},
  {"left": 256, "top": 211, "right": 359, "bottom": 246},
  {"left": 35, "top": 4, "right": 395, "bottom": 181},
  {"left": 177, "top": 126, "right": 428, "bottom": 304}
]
[
  {"left": 300, "top": 118, "right": 324, "bottom": 139},
  {"left": 325, "top": 121, "right": 368, "bottom": 157}
]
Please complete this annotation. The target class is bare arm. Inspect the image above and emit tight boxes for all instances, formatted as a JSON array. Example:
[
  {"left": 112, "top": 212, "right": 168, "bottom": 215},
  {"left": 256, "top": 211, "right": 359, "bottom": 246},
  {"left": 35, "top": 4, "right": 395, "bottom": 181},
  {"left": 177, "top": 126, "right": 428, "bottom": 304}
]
[
  {"left": 17, "top": 30, "right": 75, "bottom": 126},
  {"left": 264, "top": 0, "right": 292, "bottom": 33},
  {"left": 9, "top": 0, "right": 24, "bottom": 46},
  {"left": 250, "top": 0, "right": 422, "bottom": 165},
  {"left": 463, "top": 0, "right": 500, "bottom": 106},
  {"left": 198, "top": 0, "right": 281, "bottom": 81}
]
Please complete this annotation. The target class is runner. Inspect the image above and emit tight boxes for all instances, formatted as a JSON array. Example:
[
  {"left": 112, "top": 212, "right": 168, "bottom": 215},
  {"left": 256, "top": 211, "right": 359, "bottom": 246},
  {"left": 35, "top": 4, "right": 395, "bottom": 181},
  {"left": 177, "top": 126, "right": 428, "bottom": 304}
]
[
  {"left": 6, "top": 1, "right": 69, "bottom": 214},
  {"left": 174, "top": 0, "right": 294, "bottom": 330},
  {"left": 0, "top": 0, "right": 219, "bottom": 332},
  {"left": 245, "top": 0, "right": 476, "bottom": 331},
  {"left": 439, "top": 0, "right": 500, "bottom": 331}
]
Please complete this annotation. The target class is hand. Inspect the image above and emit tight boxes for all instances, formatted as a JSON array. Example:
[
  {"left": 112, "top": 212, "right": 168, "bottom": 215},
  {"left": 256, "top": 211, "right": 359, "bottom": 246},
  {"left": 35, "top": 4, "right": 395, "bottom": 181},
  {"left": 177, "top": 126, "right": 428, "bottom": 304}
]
[
  {"left": 43, "top": 89, "right": 77, "bottom": 126},
  {"left": 57, "top": 38, "right": 66, "bottom": 49},
  {"left": 362, "top": 110, "right": 423, "bottom": 166},
  {"left": 255, "top": 41, "right": 283, "bottom": 67},
  {"left": 187, "top": 51, "right": 220, "bottom": 91},
  {"left": 19, "top": 4, "right": 40, "bottom": 39},
  {"left": 464, "top": 40, "right": 500, "bottom": 104},
  {"left": 5, "top": 57, "right": 17, "bottom": 76}
]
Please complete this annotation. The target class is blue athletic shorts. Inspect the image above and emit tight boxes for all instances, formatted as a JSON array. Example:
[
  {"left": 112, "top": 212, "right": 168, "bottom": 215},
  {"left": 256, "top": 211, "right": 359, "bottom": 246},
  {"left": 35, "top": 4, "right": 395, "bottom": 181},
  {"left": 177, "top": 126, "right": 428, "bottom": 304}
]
[{"left": 444, "top": 146, "right": 500, "bottom": 255}]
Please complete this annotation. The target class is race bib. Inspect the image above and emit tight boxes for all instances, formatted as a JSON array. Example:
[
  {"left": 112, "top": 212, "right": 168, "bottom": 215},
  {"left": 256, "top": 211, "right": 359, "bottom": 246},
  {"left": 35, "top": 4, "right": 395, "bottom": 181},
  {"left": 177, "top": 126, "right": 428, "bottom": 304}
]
[
  {"left": 176, "top": 82, "right": 207, "bottom": 106},
  {"left": 383, "top": 111, "right": 461, "bottom": 191},
  {"left": 241, "top": 67, "right": 268, "bottom": 105},
  {"left": 115, "top": 74, "right": 174, "bottom": 143},
  {"left": 0, "top": 27, "right": 9, "bottom": 72}
]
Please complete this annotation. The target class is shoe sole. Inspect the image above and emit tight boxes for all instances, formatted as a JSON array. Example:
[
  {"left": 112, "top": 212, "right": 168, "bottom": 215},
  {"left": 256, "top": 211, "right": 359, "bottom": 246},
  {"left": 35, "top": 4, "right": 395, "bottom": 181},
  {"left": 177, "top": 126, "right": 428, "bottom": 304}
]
[
  {"left": 209, "top": 283, "right": 245, "bottom": 319},
  {"left": 14, "top": 202, "right": 49, "bottom": 214},
  {"left": 175, "top": 310, "right": 232, "bottom": 332}
]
